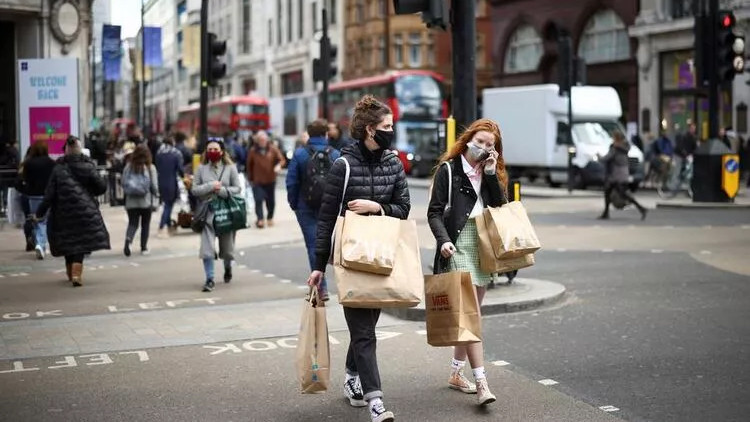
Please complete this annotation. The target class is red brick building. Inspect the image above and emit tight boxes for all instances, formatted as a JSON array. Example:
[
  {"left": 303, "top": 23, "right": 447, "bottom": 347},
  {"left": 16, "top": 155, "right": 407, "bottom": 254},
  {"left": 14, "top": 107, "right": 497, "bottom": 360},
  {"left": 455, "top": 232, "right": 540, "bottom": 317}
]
[{"left": 487, "top": 0, "right": 639, "bottom": 122}]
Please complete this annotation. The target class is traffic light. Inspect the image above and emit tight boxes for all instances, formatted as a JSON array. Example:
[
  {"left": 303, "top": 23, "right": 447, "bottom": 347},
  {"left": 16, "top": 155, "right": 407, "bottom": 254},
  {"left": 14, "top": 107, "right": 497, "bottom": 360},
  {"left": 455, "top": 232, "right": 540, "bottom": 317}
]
[
  {"left": 393, "top": 0, "right": 448, "bottom": 30},
  {"left": 313, "top": 38, "right": 337, "bottom": 82},
  {"left": 207, "top": 32, "right": 227, "bottom": 86},
  {"left": 716, "top": 10, "right": 744, "bottom": 83}
]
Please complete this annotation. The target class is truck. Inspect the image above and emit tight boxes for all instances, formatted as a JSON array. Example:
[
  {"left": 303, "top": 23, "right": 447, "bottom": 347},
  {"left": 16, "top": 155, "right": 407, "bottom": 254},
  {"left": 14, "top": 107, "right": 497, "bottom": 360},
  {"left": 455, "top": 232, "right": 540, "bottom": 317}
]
[{"left": 481, "top": 84, "right": 644, "bottom": 189}]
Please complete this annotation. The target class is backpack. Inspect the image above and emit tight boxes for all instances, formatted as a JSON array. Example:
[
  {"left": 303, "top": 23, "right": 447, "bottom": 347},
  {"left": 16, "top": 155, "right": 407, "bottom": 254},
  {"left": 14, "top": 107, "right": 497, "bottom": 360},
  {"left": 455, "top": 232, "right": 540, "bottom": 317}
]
[
  {"left": 301, "top": 146, "right": 334, "bottom": 209},
  {"left": 123, "top": 168, "right": 151, "bottom": 197}
]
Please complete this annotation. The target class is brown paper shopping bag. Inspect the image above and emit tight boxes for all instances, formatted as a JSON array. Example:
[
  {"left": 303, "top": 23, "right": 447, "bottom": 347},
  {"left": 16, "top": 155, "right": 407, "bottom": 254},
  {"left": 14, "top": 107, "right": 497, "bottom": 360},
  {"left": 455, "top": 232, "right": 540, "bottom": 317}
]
[
  {"left": 340, "top": 210, "right": 401, "bottom": 275},
  {"left": 483, "top": 201, "right": 541, "bottom": 259},
  {"left": 295, "top": 290, "right": 330, "bottom": 393},
  {"left": 333, "top": 218, "right": 422, "bottom": 308},
  {"left": 477, "top": 212, "right": 535, "bottom": 273},
  {"left": 424, "top": 270, "right": 482, "bottom": 347}
]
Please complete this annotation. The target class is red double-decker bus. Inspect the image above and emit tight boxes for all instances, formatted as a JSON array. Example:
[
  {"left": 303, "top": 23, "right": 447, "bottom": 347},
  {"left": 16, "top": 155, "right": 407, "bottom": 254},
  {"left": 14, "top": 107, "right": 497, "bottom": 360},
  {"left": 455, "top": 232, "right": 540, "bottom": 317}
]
[
  {"left": 175, "top": 95, "right": 270, "bottom": 138},
  {"left": 326, "top": 70, "right": 448, "bottom": 176}
]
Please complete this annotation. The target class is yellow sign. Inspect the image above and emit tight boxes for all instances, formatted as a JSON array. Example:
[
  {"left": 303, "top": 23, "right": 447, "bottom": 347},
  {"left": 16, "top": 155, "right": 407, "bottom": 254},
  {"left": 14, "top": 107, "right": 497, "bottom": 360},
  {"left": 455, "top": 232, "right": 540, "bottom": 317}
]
[{"left": 721, "top": 154, "right": 740, "bottom": 199}]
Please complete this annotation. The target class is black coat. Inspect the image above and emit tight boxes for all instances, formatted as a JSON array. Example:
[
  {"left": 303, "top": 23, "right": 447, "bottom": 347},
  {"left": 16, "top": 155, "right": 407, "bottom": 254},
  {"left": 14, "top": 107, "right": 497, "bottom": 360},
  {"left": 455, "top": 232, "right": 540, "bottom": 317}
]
[
  {"left": 427, "top": 157, "right": 506, "bottom": 273},
  {"left": 155, "top": 145, "right": 185, "bottom": 203},
  {"left": 314, "top": 142, "right": 410, "bottom": 271},
  {"left": 22, "top": 155, "right": 56, "bottom": 196},
  {"left": 36, "top": 155, "right": 111, "bottom": 257}
]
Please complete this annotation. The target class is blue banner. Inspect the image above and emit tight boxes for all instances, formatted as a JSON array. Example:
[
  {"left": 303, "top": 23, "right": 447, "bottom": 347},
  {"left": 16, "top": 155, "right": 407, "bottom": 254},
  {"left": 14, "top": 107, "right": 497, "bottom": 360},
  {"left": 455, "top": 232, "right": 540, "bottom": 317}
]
[
  {"left": 101, "top": 24, "right": 121, "bottom": 81},
  {"left": 144, "top": 27, "right": 163, "bottom": 67}
]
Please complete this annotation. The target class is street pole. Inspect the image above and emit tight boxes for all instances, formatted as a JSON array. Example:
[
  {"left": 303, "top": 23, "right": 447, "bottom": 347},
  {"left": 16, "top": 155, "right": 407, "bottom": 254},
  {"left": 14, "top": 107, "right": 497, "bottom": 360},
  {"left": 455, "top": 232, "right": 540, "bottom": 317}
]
[
  {"left": 708, "top": 0, "right": 719, "bottom": 139},
  {"left": 140, "top": 0, "right": 146, "bottom": 131},
  {"left": 91, "top": 44, "right": 96, "bottom": 122},
  {"left": 451, "top": 0, "right": 476, "bottom": 132},
  {"left": 321, "top": 8, "right": 329, "bottom": 121},
  {"left": 199, "top": 0, "right": 209, "bottom": 151},
  {"left": 564, "top": 35, "right": 575, "bottom": 193}
]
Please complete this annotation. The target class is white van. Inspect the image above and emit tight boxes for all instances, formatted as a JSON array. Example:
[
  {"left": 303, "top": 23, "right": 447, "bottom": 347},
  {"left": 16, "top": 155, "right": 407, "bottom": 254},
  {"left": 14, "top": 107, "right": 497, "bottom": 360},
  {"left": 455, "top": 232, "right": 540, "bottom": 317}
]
[{"left": 482, "top": 84, "right": 644, "bottom": 188}]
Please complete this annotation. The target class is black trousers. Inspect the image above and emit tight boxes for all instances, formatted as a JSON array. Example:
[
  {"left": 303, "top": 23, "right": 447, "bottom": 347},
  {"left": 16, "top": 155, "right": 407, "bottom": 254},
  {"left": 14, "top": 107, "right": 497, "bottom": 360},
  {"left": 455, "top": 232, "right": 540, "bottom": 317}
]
[
  {"left": 603, "top": 183, "right": 645, "bottom": 214},
  {"left": 252, "top": 182, "right": 276, "bottom": 220},
  {"left": 344, "top": 306, "right": 383, "bottom": 401},
  {"left": 64, "top": 254, "right": 84, "bottom": 265},
  {"left": 126, "top": 208, "right": 152, "bottom": 250}
]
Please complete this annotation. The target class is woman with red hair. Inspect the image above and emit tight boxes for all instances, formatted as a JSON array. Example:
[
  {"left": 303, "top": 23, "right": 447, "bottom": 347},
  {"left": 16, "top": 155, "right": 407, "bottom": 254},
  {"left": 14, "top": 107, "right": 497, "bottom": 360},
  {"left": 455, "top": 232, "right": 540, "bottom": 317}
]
[{"left": 427, "top": 118, "right": 508, "bottom": 406}]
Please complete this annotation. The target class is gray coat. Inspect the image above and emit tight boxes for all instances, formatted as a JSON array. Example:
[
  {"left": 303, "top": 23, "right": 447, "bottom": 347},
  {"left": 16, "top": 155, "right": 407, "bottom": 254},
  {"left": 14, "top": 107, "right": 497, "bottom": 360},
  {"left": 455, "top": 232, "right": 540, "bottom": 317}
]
[
  {"left": 191, "top": 161, "right": 242, "bottom": 261},
  {"left": 123, "top": 164, "right": 159, "bottom": 209},
  {"left": 600, "top": 142, "right": 631, "bottom": 184}
]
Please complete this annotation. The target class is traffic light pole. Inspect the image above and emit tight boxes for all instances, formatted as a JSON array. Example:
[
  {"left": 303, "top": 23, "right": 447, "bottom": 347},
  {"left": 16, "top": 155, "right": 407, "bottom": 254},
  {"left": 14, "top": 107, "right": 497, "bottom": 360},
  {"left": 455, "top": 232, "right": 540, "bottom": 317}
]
[
  {"left": 708, "top": 0, "right": 719, "bottom": 139},
  {"left": 321, "top": 8, "right": 330, "bottom": 121},
  {"left": 199, "top": 0, "right": 209, "bottom": 151},
  {"left": 451, "top": 0, "right": 476, "bottom": 131}
]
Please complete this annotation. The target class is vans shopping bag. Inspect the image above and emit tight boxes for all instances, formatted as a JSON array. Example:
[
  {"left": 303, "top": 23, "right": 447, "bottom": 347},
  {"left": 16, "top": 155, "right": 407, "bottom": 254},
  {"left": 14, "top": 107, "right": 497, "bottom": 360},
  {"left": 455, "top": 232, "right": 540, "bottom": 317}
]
[
  {"left": 424, "top": 269, "right": 482, "bottom": 347},
  {"left": 295, "top": 290, "right": 330, "bottom": 394},
  {"left": 483, "top": 201, "right": 541, "bottom": 259},
  {"left": 340, "top": 210, "right": 401, "bottom": 275},
  {"left": 333, "top": 217, "right": 422, "bottom": 308},
  {"left": 476, "top": 212, "right": 535, "bottom": 273}
]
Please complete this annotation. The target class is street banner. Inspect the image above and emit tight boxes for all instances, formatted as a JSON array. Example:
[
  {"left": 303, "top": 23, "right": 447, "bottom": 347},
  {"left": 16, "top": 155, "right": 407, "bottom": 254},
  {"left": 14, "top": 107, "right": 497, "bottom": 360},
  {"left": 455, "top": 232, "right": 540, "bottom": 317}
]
[
  {"left": 721, "top": 154, "right": 740, "bottom": 199},
  {"left": 133, "top": 48, "right": 152, "bottom": 81},
  {"left": 16, "top": 58, "right": 79, "bottom": 158},
  {"left": 182, "top": 24, "right": 200, "bottom": 69},
  {"left": 101, "top": 24, "right": 121, "bottom": 81},
  {"left": 144, "top": 26, "right": 163, "bottom": 67}
]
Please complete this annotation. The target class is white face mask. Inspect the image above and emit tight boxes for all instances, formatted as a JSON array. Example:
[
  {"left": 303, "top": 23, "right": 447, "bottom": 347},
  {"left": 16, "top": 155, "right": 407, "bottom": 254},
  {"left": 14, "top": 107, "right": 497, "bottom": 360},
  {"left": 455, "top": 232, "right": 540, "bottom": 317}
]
[{"left": 467, "top": 142, "right": 490, "bottom": 162}]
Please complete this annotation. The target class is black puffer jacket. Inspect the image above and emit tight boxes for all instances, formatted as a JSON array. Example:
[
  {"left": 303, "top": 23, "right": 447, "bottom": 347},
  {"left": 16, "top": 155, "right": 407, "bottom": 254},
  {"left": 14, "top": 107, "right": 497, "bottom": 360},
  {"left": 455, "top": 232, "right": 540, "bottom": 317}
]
[
  {"left": 36, "top": 154, "right": 111, "bottom": 257},
  {"left": 314, "top": 142, "right": 410, "bottom": 271}
]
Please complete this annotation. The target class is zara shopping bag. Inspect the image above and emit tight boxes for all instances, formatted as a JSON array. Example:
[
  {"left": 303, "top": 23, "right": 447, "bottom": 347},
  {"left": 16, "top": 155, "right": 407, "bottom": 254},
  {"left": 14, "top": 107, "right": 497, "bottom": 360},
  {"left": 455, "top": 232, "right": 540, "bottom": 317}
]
[
  {"left": 340, "top": 210, "right": 401, "bottom": 275},
  {"left": 333, "top": 216, "right": 422, "bottom": 308},
  {"left": 295, "top": 290, "right": 330, "bottom": 394},
  {"left": 482, "top": 201, "right": 541, "bottom": 259},
  {"left": 424, "top": 267, "right": 482, "bottom": 347},
  {"left": 476, "top": 212, "right": 535, "bottom": 273}
]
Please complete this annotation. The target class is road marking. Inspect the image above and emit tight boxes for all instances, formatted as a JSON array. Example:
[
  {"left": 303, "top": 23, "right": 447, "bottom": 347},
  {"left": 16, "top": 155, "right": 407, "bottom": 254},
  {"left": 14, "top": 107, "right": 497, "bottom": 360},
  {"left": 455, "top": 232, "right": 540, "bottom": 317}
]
[
  {"left": 238, "top": 264, "right": 247, "bottom": 269},
  {"left": 556, "top": 248, "right": 567, "bottom": 252},
  {"left": 53, "top": 269, "right": 65, "bottom": 274},
  {"left": 279, "top": 279, "right": 291, "bottom": 284},
  {"left": 599, "top": 405, "right": 620, "bottom": 412},
  {"left": 557, "top": 225, "right": 567, "bottom": 229},
  {"left": 271, "top": 244, "right": 281, "bottom": 249},
  {"left": 297, "top": 285, "right": 309, "bottom": 290},
  {"left": 741, "top": 225, "right": 750, "bottom": 229},
  {"left": 626, "top": 225, "right": 636, "bottom": 229},
  {"left": 538, "top": 379, "right": 558, "bottom": 386},
  {"left": 129, "top": 262, "right": 140, "bottom": 267},
  {"left": 601, "top": 249, "right": 614, "bottom": 253},
  {"left": 375, "top": 331, "right": 402, "bottom": 340},
  {"left": 699, "top": 250, "right": 712, "bottom": 255},
  {"left": 592, "top": 225, "right": 601, "bottom": 229},
  {"left": 264, "top": 273, "right": 275, "bottom": 278},
  {"left": 1, "top": 351, "right": 149, "bottom": 375},
  {"left": 492, "top": 360, "right": 510, "bottom": 367},
  {"left": 415, "top": 329, "right": 427, "bottom": 335},
  {"left": 250, "top": 269, "right": 260, "bottom": 273},
  {"left": 651, "top": 249, "right": 663, "bottom": 254}
]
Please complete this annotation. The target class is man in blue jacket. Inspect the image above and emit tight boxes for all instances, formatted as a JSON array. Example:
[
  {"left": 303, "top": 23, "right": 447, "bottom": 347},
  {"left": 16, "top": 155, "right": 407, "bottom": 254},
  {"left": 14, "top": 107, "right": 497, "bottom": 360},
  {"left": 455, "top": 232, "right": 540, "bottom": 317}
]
[{"left": 286, "top": 119, "right": 341, "bottom": 300}]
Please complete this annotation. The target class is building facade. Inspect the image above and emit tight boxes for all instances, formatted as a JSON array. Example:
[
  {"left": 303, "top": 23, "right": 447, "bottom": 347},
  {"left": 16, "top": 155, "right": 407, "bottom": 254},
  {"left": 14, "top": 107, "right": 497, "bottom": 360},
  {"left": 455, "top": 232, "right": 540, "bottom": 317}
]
[
  {"left": 629, "top": 0, "right": 750, "bottom": 142},
  {"left": 487, "top": 0, "right": 639, "bottom": 124},
  {"left": 0, "top": 0, "right": 95, "bottom": 146}
]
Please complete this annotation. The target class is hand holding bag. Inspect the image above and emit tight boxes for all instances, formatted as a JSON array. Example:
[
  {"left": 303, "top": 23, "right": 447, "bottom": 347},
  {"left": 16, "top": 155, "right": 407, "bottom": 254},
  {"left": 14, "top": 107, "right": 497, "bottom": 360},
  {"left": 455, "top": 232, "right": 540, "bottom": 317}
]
[
  {"left": 212, "top": 195, "right": 248, "bottom": 235},
  {"left": 295, "top": 289, "right": 330, "bottom": 394},
  {"left": 424, "top": 259, "right": 482, "bottom": 347},
  {"left": 340, "top": 210, "right": 401, "bottom": 275}
]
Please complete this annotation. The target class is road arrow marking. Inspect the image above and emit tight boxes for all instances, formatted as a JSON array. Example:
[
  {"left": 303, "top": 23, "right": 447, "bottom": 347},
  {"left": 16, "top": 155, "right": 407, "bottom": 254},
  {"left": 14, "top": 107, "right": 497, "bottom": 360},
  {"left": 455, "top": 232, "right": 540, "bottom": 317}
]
[
  {"left": 599, "top": 405, "right": 619, "bottom": 412},
  {"left": 538, "top": 379, "right": 558, "bottom": 386}
]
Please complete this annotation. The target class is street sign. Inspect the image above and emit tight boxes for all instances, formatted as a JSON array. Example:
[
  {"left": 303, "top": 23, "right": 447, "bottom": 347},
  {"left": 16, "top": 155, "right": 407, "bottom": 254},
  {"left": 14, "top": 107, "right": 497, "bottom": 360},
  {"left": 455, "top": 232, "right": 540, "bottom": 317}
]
[{"left": 721, "top": 154, "right": 740, "bottom": 198}]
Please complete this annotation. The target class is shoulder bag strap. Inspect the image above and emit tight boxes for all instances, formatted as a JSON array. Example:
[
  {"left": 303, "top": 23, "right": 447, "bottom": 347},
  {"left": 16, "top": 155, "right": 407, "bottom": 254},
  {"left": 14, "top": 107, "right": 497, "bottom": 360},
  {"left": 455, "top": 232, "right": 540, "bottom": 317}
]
[
  {"left": 444, "top": 160, "right": 452, "bottom": 209},
  {"left": 335, "top": 157, "right": 351, "bottom": 216}
]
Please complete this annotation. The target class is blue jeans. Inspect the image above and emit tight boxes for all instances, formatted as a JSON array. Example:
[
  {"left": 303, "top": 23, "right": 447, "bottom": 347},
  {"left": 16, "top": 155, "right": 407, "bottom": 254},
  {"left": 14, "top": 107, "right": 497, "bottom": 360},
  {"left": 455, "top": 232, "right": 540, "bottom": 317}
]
[
  {"left": 27, "top": 196, "right": 48, "bottom": 251},
  {"left": 159, "top": 200, "right": 175, "bottom": 229},
  {"left": 252, "top": 182, "right": 276, "bottom": 221},
  {"left": 295, "top": 209, "right": 327, "bottom": 292}
]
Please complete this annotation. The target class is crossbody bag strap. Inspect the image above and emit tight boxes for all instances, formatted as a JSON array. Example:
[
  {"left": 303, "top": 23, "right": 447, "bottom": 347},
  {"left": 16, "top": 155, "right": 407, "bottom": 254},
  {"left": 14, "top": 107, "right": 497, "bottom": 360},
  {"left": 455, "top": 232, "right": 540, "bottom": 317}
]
[{"left": 444, "top": 161, "right": 452, "bottom": 209}]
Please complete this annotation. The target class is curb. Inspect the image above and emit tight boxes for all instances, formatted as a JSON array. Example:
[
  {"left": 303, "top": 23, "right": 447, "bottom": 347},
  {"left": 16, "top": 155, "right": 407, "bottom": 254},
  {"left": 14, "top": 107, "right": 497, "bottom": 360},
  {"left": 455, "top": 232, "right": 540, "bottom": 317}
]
[
  {"left": 656, "top": 201, "right": 750, "bottom": 209},
  {"left": 382, "top": 278, "right": 567, "bottom": 321},
  {"left": 406, "top": 178, "right": 600, "bottom": 198}
]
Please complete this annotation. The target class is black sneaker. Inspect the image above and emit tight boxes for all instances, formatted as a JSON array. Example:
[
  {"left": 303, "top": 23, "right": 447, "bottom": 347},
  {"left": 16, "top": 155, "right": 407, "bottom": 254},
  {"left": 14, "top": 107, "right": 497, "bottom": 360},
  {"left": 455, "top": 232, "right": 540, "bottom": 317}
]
[
  {"left": 343, "top": 377, "right": 366, "bottom": 407},
  {"left": 224, "top": 267, "right": 232, "bottom": 283},
  {"left": 369, "top": 400, "right": 395, "bottom": 422},
  {"left": 202, "top": 279, "right": 215, "bottom": 292},
  {"left": 124, "top": 241, "right": 131, "bottom": 257}
]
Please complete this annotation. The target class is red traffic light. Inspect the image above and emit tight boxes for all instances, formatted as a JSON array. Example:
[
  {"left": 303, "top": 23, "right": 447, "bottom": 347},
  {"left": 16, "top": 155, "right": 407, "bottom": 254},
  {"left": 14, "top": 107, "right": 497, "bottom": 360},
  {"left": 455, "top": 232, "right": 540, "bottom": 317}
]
[{"left": 720, "top": 12, "right": 735, "bottom": 28}]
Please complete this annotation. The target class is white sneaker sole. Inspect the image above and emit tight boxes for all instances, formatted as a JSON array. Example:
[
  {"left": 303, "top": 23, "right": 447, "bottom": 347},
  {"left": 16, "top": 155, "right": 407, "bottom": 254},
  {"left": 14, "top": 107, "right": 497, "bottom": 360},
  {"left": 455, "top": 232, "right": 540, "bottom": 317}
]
[
  {"left": 348, "top": 397, "right": 367, "bottom": 407},
  {"left": 478, "top": 395, "right": 496, "bottom": 406},
  {"left": 372, "top": 411, "right": 394, "bottom": 422},
  {"left": 449, "top": 383, "right": 477, "bottom": 394}
]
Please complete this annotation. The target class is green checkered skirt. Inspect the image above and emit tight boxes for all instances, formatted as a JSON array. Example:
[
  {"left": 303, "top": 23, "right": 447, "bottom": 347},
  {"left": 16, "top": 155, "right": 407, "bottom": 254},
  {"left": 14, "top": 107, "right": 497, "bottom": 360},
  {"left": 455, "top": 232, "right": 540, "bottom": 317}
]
[{"left": 450, "top": 218, "right": 493, "bottom": 287}]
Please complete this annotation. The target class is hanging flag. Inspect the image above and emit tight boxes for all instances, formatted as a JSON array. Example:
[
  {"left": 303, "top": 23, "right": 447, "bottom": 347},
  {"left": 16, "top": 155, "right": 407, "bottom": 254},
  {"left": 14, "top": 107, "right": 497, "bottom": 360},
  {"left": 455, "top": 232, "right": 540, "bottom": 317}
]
[
  {"left": 182, "top": 24, "right": 200, "bottom": 69},
  {"left": 133, "top": 48, "right": 152, "bottom": 81},
  {"left": 101, "top": 24, "right": 122, "bottom": 81},
  {"left": 144, "top": 26, "right": 163, "bottom": 67}
]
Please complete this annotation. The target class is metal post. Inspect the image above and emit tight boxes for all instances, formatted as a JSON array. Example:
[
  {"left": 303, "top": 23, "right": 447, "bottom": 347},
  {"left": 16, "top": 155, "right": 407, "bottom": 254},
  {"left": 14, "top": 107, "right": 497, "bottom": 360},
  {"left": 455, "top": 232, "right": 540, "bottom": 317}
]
[
  {"left": 199, "top": 0, "right": 209, "bottom": 151},
  {"left": 708, "top": 0, "right": 719, "bottom": 139},
  {"left": 140, "top": 0, "right": 146, "bottom": 131},
  {"left": 566, "top": 37, "right": 575, "bottom": 192},
  {"left": 321, "top": 8, "right": 329, "bottom": 121},
  {"left": 451, "top": 0, "right": 477, "bottom": 132},
  {"left": 91, "top": 44, "right": 97, "bottom": 121}
]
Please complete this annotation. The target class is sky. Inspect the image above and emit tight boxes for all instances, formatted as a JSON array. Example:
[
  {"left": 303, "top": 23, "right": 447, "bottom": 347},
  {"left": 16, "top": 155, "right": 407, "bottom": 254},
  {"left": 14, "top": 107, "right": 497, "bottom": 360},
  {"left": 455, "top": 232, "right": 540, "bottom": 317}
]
[{"left": 110, "top": 0, "right": 143, "bottom": 39}]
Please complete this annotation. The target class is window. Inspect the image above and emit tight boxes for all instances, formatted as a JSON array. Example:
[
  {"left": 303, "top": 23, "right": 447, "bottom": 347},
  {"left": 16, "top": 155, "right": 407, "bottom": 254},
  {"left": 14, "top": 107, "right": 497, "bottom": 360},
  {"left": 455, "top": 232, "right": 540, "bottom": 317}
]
[
  {"left": 577, "top": 9, "right": 629, "bottom": 64},
  {"left": 312, "top": 2, "right": 318, "bottom": 32},
  {"left": 329, "top": 0, "right": 337, "bottom": 24},
  {"left": 268, "top": 74, "right": 273, "bottom": 96},
  {"left": 379, "top": 0, "right": 387, "bottom": 17},
  {"left": 408, "top": 32, "right": 422, "bottom": 67},
  {"left": 358, "top": 38, "right": 366, "bottom": 69},
  {"left": 277, "top": 1, "right": 282, "bottom": 45},
  {"left": 287, "top": 0, "right": 293, "bottom": 42},
  {"left": 298, "top": 0, "right": 304, "bottom": 39},
  {"left": 503, "top": 24, "right": 543, "bottom": 73},
  {"left": 268, "top": 19, "right": 273, "bottom": 45},
  {"left": 356, "top": 1, "right": 364, "bottom": 23},
  {"left": 476, "top": 33, "right": 485, "bottom": 68},
  {"left": 394, "top": 34, "right": 403, "bottom": 67},
  {"left": 242, "top": 0, "right": 251, "bottom": 54}
]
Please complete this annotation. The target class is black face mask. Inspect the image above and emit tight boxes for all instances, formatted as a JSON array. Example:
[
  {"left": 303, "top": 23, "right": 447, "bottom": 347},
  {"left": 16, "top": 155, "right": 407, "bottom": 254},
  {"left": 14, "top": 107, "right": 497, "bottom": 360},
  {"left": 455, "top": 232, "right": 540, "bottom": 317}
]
[{"left": 373, "top": 129, "right": 395, "bottom": 150}]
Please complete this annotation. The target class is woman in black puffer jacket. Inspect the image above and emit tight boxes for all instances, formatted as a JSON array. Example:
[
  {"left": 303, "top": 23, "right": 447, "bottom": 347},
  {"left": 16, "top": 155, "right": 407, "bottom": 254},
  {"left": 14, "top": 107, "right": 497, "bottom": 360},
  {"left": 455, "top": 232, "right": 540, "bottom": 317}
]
[
  {"left": 307, "top": 95, "right": 409, "bottom": 422},
  {"left": 35, "top": 136, "right": 110, "bottom": 286}
]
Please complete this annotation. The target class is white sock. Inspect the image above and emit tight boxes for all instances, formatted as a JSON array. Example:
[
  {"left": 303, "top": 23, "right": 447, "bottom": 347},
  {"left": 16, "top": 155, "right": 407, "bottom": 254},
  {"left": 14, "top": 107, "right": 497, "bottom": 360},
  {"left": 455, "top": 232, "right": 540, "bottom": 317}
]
[
  {"left": 451, "top": 358, "right": 466, "bottom": 371},
  {"left": 473, "top": 366, "right": 486, "bottom": 381}
]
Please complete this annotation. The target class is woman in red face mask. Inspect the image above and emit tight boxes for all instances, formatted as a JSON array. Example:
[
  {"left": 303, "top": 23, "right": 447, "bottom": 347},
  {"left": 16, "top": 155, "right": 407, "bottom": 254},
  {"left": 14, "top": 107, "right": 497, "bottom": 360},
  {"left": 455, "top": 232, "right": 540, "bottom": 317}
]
[{"left": 191, "top": 138, "right": 243, "bottom": 292}]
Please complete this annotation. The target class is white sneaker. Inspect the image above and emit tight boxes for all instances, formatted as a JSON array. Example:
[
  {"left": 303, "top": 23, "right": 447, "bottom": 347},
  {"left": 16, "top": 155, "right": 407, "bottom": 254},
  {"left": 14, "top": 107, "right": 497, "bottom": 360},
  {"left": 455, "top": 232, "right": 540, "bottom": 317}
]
[
  {"left": 449, "top": 368, "right": 477, "bottom": 394},
  {"left": 343, "top": 376, "right": 366, "bottom": 407},
  {"left": 476, "top": 378, "right": 496, "bottom": 406},
  {"left": 140, "top": 249, "right": 151, "bottom": 256},
  {"left": 369, "top": 400, "right": 394, "bottom": 422},
  {"left": 35, "top": 245, "right": 45, "bottom": 260}
]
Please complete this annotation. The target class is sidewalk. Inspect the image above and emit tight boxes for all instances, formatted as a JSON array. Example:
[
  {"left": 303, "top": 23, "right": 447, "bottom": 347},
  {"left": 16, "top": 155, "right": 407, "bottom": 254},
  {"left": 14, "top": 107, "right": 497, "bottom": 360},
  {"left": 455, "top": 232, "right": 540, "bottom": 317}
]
[{"left": 407, "top": 177, "right": 601, "bottom": 198}]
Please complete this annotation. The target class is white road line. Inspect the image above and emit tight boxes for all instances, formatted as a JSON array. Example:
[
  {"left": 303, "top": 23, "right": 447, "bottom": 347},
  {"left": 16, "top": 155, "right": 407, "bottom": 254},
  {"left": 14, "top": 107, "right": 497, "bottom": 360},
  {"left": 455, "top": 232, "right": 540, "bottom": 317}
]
[
  {"left": 601, "top": 249, "right": 614, "bottom": 253},
  {"left": 557, "top": 225, "right": 567, "bottom": 229},
  {"left": 556, "top": 248, "right": 567, "bottom": 252},
  {"left": 279, "top": 279, "right": 292, "bottom": 284},
  {"left": 491, "top": 360, "right": 510, "bottom": 367},
  {"left": 271, "top": 245, "right": 281, "bottom": 249},
  {"left": 250, "top": 269, "right": 260, "bottom": 273},
  {"left": 662, "top": 225, "right": 675, "bottom": 229},
  {"left": 264, "top": 274, "right": 275, "bottom": 278},
  {"left": 538, "top": 379, "right": 558, "bottom": 386},
  {"left": 741, "top": 225, "right": 750, "bottom": 230},
  {"left": 129, "top": 262, "right": 140, "bottom": 267},
  {"left": 415, "top": 330, "right": 427, "bottom": 335},
  {"left": 699, "top": 250, "right": 712, "bottom": 255},
  {"left": 238, "top": 264, "right": 247, "bottom": 269},
  {"left": 651, "top": 249, "right": 663, "bottom": 254},
  {"left": 599, "top": 405, "right": 620, "bottom": 412},
  {"left": 702, "top": 225, "right": 713, "bottom": 229}
]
